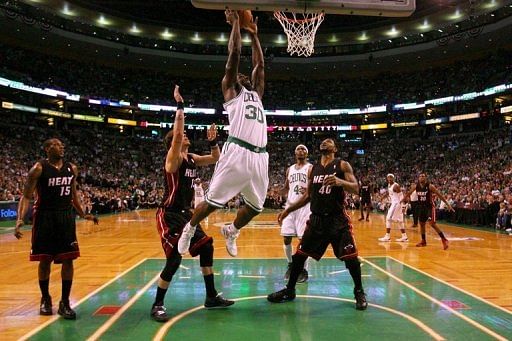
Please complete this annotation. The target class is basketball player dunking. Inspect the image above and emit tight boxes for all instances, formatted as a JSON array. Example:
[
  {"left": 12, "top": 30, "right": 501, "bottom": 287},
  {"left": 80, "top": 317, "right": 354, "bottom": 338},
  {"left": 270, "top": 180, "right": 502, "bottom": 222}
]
[
  {"left": 178, "top": 10, "right": 268, "bottom": 257},
  {"left": 151, "top": 85, "right": 233, "bottom": 322},
  {"left": 280, "top": 144, "right": 311, "bottom": 283},
  {"left": 402, "top": 173, "right": 454, "bottom": 250},
  {"left": 268, "top": 138, "right": 367, "bottom": 310},
  {"left": 14, "top": 138, "right": 98, "bottom": 319}
]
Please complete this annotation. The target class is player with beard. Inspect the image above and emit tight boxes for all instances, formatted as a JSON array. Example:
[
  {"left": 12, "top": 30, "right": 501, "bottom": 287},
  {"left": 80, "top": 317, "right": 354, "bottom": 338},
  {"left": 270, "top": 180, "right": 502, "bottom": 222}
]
[{"left": 268, "top": 138, "right": 367, "bottom": 310}]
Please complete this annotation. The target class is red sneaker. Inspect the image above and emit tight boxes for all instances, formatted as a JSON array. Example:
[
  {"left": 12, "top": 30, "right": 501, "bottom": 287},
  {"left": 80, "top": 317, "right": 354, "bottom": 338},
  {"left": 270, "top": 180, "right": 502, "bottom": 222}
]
[
  {"left": 416, "top": 240, "right": 427, "bottom": 247},
  {"left": 442, "top": 238, "right": 449, "bottom": 250}
]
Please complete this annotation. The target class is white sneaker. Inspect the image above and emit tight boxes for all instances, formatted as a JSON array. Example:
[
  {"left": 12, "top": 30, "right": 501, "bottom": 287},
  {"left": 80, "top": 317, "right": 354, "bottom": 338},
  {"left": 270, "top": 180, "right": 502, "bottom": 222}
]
[
  {"left": 221, "top": 225, "right": 240, "bottom": 257},
  {"left": 505, "top": 228, "right": 512, "bottom": 232},
  {"left": 177, "top": 223, "right": 196, "bottom": 255},
  {"left": 396, "top": 236, "right": 409, "bottom": 242},
  {"left": 378, "top": 235, "right": 391, "bottom": 242}
]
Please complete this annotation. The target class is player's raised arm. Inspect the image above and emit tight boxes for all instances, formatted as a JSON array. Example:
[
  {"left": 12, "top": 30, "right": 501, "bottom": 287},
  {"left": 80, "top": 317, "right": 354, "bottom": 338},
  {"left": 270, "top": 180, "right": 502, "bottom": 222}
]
[
  {"left": 14, "top": 162, "right": 42, "bottom": 239},
  {"left": 165, "top": 85, "right": 185, "bottom": 174},
  {"left": 246, "top": 17, "right": 264, "bottom": 99},
  {"left": 222, "top": 10, "right": 241, "bottom": 102}
]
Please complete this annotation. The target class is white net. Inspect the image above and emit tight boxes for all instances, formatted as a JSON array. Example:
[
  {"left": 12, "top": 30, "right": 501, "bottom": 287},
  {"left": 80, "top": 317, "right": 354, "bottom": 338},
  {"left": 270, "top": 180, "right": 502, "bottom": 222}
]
[{"left": 273, "top": 11, "right": 325, "bottom": 57}]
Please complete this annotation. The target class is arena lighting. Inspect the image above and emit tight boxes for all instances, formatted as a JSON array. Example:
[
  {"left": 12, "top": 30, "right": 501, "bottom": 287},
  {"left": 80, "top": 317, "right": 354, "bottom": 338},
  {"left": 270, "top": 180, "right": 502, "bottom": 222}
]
[
  {"left": 425, "top": 96, "right": 454, "bottom": 106},
  {"left": 72, "top": 114, "right": 104, "bottom": 122},
  {"left": 386, "top": 26, "right": 399, "bottom": 36},
  {"left": 161, "top": 29, "right": 174, "bottom": 39},
  {"left": 422, "top": 117, "right": 448, "bottom": 125},
  {"left": 501, "top": 105, "right": 512, "bottom": 114},
  {"left": 393, "top": 102, "right": 425, "bottom": 110},
  {"left": 216, "top": 33, "right": 228, "bottom": 42},
  {"left": 449, "top": 112, "right": 480, "bottom": 121},
  {"left": 357, "top": 32, "right": 369, "bottom": 41},
  {"left": 130, "top": 24, "right": 141, "bottom": 34},
  {"left": 191, "top": 33, "right": 202, "bottom": 42},
  {"left": 97, "top": 15, "right": 111, "bottom": 26},
  {"left": 360, "top": 123, "right": 387, "bottom": 130},
  {"left": 391, "top": 121, "right": 419, "bottom": 127},
  {"left": 40, "top": 109, "right": 72, "bottom": 118},
  {"left": 61, "top": 3, "right": 76, "bottom": 16},
  {"left": 107, "top": 118, "right": 137, "bottom": 126},
  {"left": 450, "top": 9, "right": 463, "bottom": 20}
]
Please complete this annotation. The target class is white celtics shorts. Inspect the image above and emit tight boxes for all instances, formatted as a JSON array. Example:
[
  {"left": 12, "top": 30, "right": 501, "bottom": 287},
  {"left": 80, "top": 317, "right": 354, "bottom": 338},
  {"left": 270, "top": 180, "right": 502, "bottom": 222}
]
[
  {"left": 281, "top": 204, "right": 311, "bottom": 238},
  {"left": 387, "top": 202, "right": 404, "bottom": 222},
  {"left": 205, "top": 142, "right": 269, "bottom": 212}
]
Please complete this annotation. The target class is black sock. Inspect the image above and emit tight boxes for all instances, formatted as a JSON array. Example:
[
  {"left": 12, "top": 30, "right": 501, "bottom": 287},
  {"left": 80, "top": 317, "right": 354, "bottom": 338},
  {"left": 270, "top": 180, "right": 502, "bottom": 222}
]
[
  {"left": 154, "top": 286, "right": 168, "bottom": 307},
  {"left": 421, "top": 233, "right": 426, "bottom": 241},
  {"left": 61, "top": 280, "right": 72, "bottom": 303},
  {"left": 286, "top": 254, "right": 307, "bottom": 290},
  {"left": 346, "top": 259, "right": 363, "bottom": 292},
  {"left": 203, "top": 274, "right": 217, "bottom": 298},
  {"left": 39, "top": 279, "right": 50, "bottom": 299},
  {"left": 438, "top": 232, "right": 446, "bottom": 240}
]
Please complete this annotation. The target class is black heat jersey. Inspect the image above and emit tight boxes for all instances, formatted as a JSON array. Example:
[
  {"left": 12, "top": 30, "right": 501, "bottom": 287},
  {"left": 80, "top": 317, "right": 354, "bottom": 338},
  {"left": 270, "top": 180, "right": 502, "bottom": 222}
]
[
  {"left": 310, "top": 158, "right": 347, "bottom": 216},
  {"left": 416, "top": 181, "right": 433, "bottom": 207},
  {"left": 360, "top": 184, "right": 371, "bottom": 202},
  {"left": 35, "top": 160, "right": 75, "bottom": 210},
  {"left": 161, "top": 154, "right": 197, "bottom": 211}
]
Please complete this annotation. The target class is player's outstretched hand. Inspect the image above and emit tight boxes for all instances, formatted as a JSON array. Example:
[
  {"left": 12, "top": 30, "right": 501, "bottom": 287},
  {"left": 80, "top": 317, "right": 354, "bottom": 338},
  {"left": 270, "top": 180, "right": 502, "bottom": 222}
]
[
  {"left": 14, "top": 219, "right": 24, "bottom": 239},
  {"left": 245, "top": 16, "right": 258, "bottom": 35},
  {"left": 225, "top": 9, "right": 238, "bottom": 25},
  {"left": 277, "top": 210, "right": 289, "bottom": 226},
  {"left": 84, "top": 214, "right": 99, "bottom": 225},
  {"left": 207, "top": 123, "right": 217, "bottom": 141},
  {"left": 173, "top": 85, "right": 184, "bottom": 103}
]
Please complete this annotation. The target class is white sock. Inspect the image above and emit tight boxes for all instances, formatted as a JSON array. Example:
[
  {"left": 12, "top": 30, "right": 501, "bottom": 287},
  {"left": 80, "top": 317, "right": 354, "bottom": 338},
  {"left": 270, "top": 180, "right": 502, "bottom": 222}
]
[
  {"left": 386, "top": 220, "right": 392, "bottom": 230},
  {"left": 304, "top": 257, "right": 310, "bottom": 271},
  {"left": 228, "top": 223, "right": 238, "bottom": 234},
  {"left": 283, "top": 244, "right": 293, "bottom": 263}
]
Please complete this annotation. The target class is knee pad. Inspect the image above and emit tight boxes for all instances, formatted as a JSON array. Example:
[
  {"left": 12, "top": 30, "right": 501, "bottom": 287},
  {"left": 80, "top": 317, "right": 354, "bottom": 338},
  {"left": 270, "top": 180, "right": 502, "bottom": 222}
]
[
  {"left": 199, "top": 239, "right": 214, "bottom": 267},
  {"left": 160, "top": 255, "right": 182, "bottom": 282}
]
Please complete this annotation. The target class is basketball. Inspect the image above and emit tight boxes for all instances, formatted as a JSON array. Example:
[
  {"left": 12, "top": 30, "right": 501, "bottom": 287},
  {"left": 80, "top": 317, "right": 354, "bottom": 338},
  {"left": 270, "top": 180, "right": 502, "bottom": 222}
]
[{"left": 238, "top": 10, "right": 253, "bottom": 29}]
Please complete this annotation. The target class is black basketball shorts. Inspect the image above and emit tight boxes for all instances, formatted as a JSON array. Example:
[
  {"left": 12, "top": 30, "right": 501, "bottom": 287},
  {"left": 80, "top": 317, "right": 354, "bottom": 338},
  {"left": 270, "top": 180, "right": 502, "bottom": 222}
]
[{"left": 417, "top": 205, "right": 436, "bottom": 223}]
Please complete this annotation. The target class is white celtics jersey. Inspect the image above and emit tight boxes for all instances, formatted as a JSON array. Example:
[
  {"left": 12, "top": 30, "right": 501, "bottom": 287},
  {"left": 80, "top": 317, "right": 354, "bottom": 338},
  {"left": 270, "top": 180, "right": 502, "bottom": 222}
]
[
  {"left": 194, "top": 183, "right": 204, "bottom": 199},
  {"left": 223, "top": 86, "right": 267, "bottom": 148},
  {"left": 286, "top": 163, "right": 311, "bottom": 206},
  {"left": 388, "top": 182, "right": 403, "bottom": 204}
]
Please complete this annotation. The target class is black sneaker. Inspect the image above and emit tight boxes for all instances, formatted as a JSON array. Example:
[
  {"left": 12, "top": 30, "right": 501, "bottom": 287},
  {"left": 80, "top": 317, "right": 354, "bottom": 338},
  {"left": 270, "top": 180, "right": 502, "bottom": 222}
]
[
  {"left": 284, "top": 263, "right": 292, "bottom": 280},
  {"left": 58, "top": 301, "right": 76, "bottom": 320},
  {"left": 354, "top": 289, "right": 368, "bottom": 311},
  {"left": 204, "top": 294, "right": 235, "bottom": 309},
  {"left": 267, "top": 288, "right": 296, "bottom": 303},
  {"left": 297, "top": 269, "right": 309, "bottom": 283},
  {"left": 40, "top": 296, "right": 52, "bottom": 315},
  {"left": 150, "top": 305, "right": 169, "bottom": 322}
]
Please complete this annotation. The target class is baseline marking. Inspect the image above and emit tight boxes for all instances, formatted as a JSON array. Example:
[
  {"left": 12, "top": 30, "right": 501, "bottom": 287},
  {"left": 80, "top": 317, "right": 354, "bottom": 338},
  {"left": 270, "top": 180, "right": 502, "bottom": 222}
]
[
  {"left": 86, "top": 273, "right": 161, "bottom": 341},
  {"left": 153, "top": 295, "right": 445, "bottom": 341},
  {"left": 387, "top": 256, "right": 512, "bottom": 316},
  {"left": 362, "top": 257, "right": 508, "bottom": 341},
  {"left": 19, "top": 258, "right": 150, "bottom": 341}
]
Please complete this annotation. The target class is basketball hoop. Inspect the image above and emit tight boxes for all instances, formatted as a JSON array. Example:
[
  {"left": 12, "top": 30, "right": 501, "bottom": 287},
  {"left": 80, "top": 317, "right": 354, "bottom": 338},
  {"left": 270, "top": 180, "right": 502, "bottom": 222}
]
[{"left": 273, "top": 11, "right": 325, "bottom": 57}]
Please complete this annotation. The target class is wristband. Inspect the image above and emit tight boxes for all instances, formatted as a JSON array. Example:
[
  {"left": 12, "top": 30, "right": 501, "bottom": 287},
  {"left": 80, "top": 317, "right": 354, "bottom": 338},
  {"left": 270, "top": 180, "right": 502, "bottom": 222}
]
[
  {"left": 209, "top": 139, "right": 218, "bottom": 147},
  {"left": 177, "top": 102, "right": 184, "bottom": 110}
]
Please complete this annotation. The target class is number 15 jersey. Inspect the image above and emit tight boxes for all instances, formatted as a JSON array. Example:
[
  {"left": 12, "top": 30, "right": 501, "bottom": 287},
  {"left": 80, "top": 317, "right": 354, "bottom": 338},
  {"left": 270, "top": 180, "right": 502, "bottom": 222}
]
[{"left": 223, "top": 86, "right": 267, "bottom": 148}]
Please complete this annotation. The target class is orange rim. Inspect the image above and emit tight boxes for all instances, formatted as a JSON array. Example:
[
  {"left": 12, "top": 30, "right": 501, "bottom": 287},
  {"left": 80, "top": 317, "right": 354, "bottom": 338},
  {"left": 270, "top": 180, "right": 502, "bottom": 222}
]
[{"left": 273, "top": 11, "right": 324, "bottom": 24}]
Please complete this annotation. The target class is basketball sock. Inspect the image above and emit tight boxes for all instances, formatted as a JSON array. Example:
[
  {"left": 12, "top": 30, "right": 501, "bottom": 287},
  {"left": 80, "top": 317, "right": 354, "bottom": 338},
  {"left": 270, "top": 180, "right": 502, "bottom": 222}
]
[
  {"left": 287, "top": 254, "right": 307, "bottom": 290},
  {"left": 61, "top": 280, "right": 72, "bottom": 303},
  {"left": 228, "top": 223, "right": 238, "bottom": 233},
  {"left": 303, "top": 257, "right": 310, "bottom": 271},
  {"left": 386, "top": 220, "right": 392, "bottom": 230},
  {"left": 39, "top": 279, "right": 50, "bottom": 299},
  {"left": 438, "top": 232, "right": 446, "bottom": 240},
  {"left": 203, "top": 274, "right": 218, "bottom": 298},
  {"left": 346, "top": 259, "right": 363, "bottom": 291},
  {"left": 154, "top": 286, "right": 168, "bottom": 306},
  {"left": 421, "top": 233, "right": 426, "bottom": 241},
  {"left": 284, "top": 244, "right": 293, "bottom": 263}
]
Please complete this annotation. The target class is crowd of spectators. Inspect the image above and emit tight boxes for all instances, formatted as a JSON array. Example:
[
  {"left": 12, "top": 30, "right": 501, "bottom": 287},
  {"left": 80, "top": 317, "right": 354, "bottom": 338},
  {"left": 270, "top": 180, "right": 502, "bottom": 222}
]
[
  {"left": 1, "top": 43, "right": 512, "bottom": 110},
  {"left": 1, "top": 116, "right": 510, "bottom": 231}
]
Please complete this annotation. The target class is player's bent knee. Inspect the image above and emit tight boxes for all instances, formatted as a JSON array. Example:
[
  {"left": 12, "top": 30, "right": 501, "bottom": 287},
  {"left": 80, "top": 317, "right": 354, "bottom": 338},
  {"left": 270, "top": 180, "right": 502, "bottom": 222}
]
[
  {"left": 160, "top": 254, "right": 182, "bottom": 282},
  {"left": 344, "top": 257, "right": 360, "bottom": 269},
  {"left": 283, "top": 236, "right": 293, "bottom": 245}
]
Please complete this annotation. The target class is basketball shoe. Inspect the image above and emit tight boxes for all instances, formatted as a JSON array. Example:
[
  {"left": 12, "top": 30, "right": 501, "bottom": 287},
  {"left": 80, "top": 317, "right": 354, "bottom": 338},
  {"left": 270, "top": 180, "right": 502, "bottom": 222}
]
[
  {"left": 416, "top": 240, "right": 427, "bottom": 247},
  {"left": 204, "top": 294, "right": 235, "bottom": 309},
  {"left": 267, "top": 288, "right": 296, "bottom": 303},
  {"left": 354, "top": 289, "right": 368, "bottom": 310},
  {"left": 442, "top": 238, "right": 449, "bottom": 250},
  {"left": 58, "top": 301, "right": 76, "bottom": 320},
  {"left": 221, "top": 224, "right": 240, "bottom": 257},
  {"left": 395, "top": 235, "right": 409, "bottom": 242},
  {"left": 297, "top": 269, "right": 309, "bottom": 283},
  {"left": 150, "top": 305, "right": 169, "bottom": 322},
  {"left": 40, "top": 296, "right": 52, "bottom": 315},
  {"left": 378, "top": 234, "right": 391, "bottom": 242}
]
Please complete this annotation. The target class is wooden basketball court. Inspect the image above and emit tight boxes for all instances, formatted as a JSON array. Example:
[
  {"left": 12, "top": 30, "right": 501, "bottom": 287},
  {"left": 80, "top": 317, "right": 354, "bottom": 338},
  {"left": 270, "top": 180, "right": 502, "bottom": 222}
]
[{"left": 0, "top": 209, "right": 511, "bottom": 340}]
